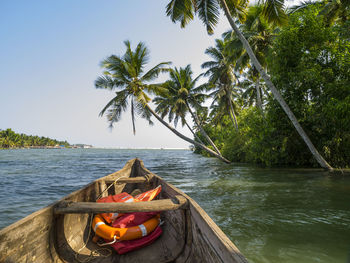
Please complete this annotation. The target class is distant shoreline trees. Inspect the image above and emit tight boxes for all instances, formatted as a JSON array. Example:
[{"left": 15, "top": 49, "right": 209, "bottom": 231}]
[{"left": 0, "top": 129, "right": 70, "bottom": 149}]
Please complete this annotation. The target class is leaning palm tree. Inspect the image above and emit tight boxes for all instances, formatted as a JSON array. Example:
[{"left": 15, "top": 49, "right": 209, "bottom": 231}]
[
  {"left": 238, "top": 67, "right": 270, "bottom": 111},
  {"left": 209, "top": 89, "right": 241, "bottom": 127},
  {"left": 202, "top": 39, "right": 240, "bottom": 129},
  {"left": 166, "top": 0, "right": 333, "bottom": 170},
  {"left": 96, "top": 40, "right": 230, "bottom": 163},
  {"left": 153, "top": 65, "right": 222, "bottom": 155},
  {"left": 153, "top": 79, "right": 206, "bottom": 145},
  {"left": 225, "top": 4, "right": 276, "bottom": 113}
]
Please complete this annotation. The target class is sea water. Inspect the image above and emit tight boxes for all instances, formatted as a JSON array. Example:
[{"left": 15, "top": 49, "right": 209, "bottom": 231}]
[{"left": 0, "top": 148, "right": 349, "bottom": 263}]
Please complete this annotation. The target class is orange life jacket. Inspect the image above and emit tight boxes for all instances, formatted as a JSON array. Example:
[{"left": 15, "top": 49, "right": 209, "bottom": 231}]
[
  {"left": 134, "top": 185, "right": 162, "bottom": 202},
  {"left": 97, "top": 192, "right": 134, "bottom": 223},
  {"left": 96, "top": 185, "right": 162, "bottom": 224}
]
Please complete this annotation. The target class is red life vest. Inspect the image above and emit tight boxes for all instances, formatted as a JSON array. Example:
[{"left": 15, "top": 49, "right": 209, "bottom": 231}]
[
  {"left": 111, "top": 225, "right": 162, "bottom": 254},
  {"left": 111, "top": 212, "right": 159, "bottom": 228}
]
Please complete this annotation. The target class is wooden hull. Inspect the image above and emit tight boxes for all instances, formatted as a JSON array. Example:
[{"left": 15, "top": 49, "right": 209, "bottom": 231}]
[{"left": 0, "top": 159, "right": 248, "bottom": 263}]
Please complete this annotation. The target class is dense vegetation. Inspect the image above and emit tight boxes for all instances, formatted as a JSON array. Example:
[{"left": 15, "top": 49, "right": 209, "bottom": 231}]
[
  {"left": 194, "top": 4, "right": 350, "bottom": 168},
  {"left": 97, "top": 0, "right": 349, "bottom": 168},
  {"left": 0, "top": 129, "right": 70, "bottom": 148}
]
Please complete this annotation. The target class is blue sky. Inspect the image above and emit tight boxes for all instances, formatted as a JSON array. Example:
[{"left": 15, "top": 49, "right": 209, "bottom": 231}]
[{"left": 0, "top": 1, "right": 233, "bottom": 148}]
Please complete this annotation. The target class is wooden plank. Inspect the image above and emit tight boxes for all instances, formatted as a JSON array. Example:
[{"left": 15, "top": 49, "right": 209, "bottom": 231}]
[
  {"left": 99, "top": 181, "right": 108, "bottom": 198},
  {"left": 188, "top": 200, "right": 248, "bottom": 263},
  {"left": 105, "top": 177, "right": 147, "bottom": 184},
  {"left": 54, "top": 195, "right": 188, "bottom": 214}
]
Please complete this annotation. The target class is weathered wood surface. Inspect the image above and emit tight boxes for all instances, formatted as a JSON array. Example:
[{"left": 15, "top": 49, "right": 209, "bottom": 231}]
[
  {"left": 0, "top": 158, "right": 248, "bottom": 263},
  {"left": 54, "top": 195, "right": 188, "bottom": 214},
  {"left": 105, "top": 177, "right": 148, "bottom": 184}
]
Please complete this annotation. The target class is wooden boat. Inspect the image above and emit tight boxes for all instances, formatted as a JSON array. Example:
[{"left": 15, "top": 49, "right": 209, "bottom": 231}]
[{"left": 0, "top": 159, "right": 248, "bottom": 263}]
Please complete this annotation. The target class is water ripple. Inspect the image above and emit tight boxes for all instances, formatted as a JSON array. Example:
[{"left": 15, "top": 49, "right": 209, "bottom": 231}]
[{"left": 1, "top": 149, "right": 350, "bottom": 263}]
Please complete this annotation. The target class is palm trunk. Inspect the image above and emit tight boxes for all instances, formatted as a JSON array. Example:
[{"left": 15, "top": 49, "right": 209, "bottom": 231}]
[
  {"left": 145, "top": 105, "right": 230, "bottom": 163},
  {"left": 219, "top": 0, "right": 333, "bottom": 171},
  {"left": 255, "top": 78, "right": 263, "bottom": 113},
  {"left": 185, "top": 121, "right": 205, "bottom": 145},
  {"left": 228, "top": 101, "right": 239, "bottom": 130},
  {"left": 185, "top": 101, "right": 222, "bottom": 156}
]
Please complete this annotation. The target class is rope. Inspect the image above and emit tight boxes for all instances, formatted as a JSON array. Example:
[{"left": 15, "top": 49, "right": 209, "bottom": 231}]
[
  {"left": 74, "top": 176, "right": 128, "bottom": 263},
  {"left": 74, "top": 213, "right": 113, "bottom": 263},
  {"left": 97, "top": 175, "right": 128, "bottom": 200},
  {"left": 97, "top": 236, "right": 118, "bottom": 246}
]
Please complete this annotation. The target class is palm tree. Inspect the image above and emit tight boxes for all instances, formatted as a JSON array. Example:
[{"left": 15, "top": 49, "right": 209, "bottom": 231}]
[
  {"left": 153, "top": 65, "right": 222, "bottom": 155},
  {"left": 240, "top": 72, "right": 264, "bottom": 109},
  {"left": 222, "top": 4, "right": 277, "bottom": 113},
  {"left": 96, "top": 40, "right": 230, "bottom": 163},
  {"left": 165, "top": 0, "right": 333, "bottom": 170},
  {"left": 153, "top": 77, "right": 206, "bottom": 145},
  {"left": 95, "top": 40, "right": 170, "bottom": 134},
  {"left": 202, "top": 39, "right": 240, "bottom": 129}
]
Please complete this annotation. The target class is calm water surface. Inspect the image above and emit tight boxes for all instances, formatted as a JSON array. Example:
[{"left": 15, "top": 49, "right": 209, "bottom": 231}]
[{"left": 0, "top": 149, "right": 349, "bottom": 263}]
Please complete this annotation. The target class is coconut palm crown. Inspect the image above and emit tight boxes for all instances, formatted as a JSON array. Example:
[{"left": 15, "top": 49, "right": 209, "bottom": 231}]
[
  {"left": 202, "top": 39, "right": 240, "bottom": 129},
  {"left": 95, "top": 40, "right": 171, "bottom": 134},
  {"left": 153, "top": 65, "right": 222, "bottom": 155},
  {"left": 154, "top": 65, "right": 206, "bottom": 127}
]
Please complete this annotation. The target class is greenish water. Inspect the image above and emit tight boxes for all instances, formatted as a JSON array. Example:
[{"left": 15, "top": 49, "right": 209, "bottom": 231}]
[{"left": 0, "top": 149, "right": 349, "bottom": 262}]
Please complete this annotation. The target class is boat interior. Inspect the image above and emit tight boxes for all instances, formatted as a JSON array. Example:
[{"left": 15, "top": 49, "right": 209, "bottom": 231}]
[
  {"left": 55, "top": 159, "right": 189, "bottom": 263},
  {"left": 0, "top": 159, "right": 247, "bottom": 263}
]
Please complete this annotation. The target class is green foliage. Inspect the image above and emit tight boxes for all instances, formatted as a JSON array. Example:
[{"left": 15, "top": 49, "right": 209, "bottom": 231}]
[
  {"left": 194, "top": 115, "right": 232, "bottom": 156},
  {"left": 193, "top": 4, "right": 350, "bottom": 168},
  {"left": 266, "top": 4, "right": 350, "bottom": 167},
  {"left": 0, "top": 129, "right": 70, "bottom": 149}
]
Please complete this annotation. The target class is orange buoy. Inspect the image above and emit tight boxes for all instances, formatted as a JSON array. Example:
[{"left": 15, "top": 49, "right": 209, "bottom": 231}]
[{"left": 92, "top": 214, "right": 160, "bottom": 241}]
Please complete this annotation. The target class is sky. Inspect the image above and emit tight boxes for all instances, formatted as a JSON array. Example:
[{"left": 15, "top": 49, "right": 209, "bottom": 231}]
[
  {"left": 0, "top": 1, "right": 297, "bottom": 149},
  {"left": 0, "top": 1, "right": 235, "bottom": 148}
]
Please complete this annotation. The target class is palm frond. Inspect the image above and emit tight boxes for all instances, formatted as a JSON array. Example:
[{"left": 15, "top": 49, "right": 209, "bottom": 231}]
[
  {"left": 204, "top": 46, "right": 223, "bottom": 61},
  {"left": 201, "top": 61, "right": 219, "bottom": 69},
  {"left": 225, "top": 0, "right": 248, "bottom": 23},
  {"left": 196, "top": 0, "right": 220, "bottom": 34},
  {"left": 288, "top": 0, "right": 317, "bottom": 14},
  {"left": 145, "top": 83, "right": 169, "bottom": 96},
  {"left": 136, "top": 91, "right": 151, "bottom": 106},
  {"left": 261, "top": 0, "right": 288, "bottom": 26},
  {"left": 141, "top": 62, "right": 172, "bottom": 82},
  {"left": 95, "top": 76, "right": 119, "bottom": 90},
  {"left": 135, "top": 100, "right": 154, "bottom": 126},
  {"left": 99, "top": 90, "right": 129, "bottom": 117},
  {"left": 102, "top": 92, "right": 129, "bottom": 128},
  {"left": 166, "top": 0, "right": 195, "bottom": 27}
]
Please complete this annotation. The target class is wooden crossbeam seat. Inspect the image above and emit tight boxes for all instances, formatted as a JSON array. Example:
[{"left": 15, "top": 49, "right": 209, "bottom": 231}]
[
  {"left": 54, "top": 195, "right": 188, "bottom": 214},
  {"left": 105, "top": 177, "right": 148, "bottom": 184}
]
